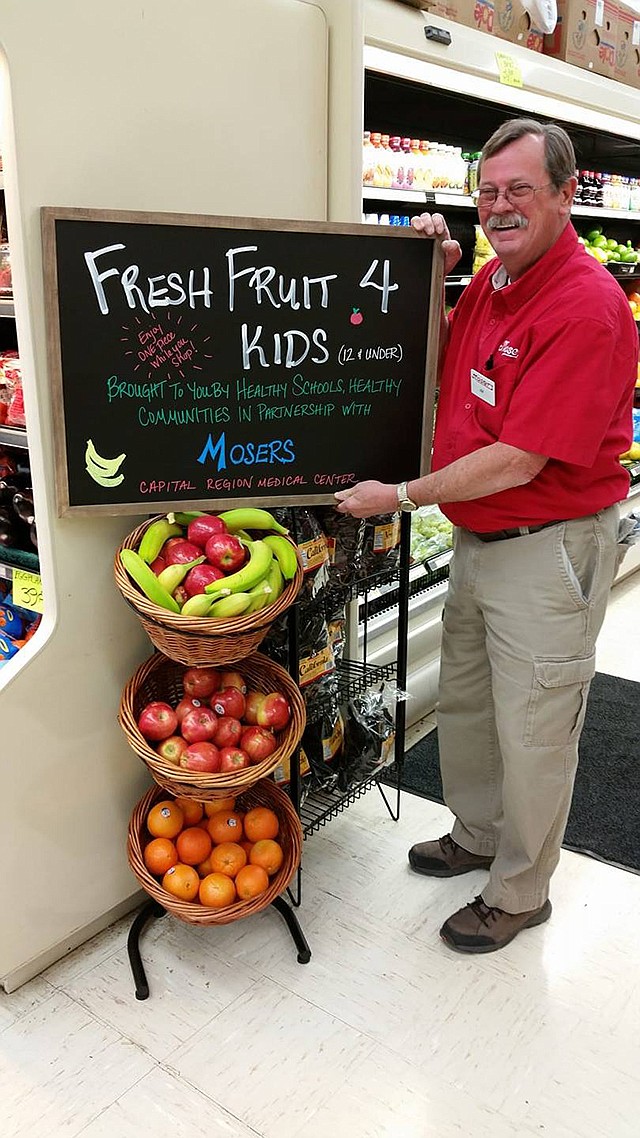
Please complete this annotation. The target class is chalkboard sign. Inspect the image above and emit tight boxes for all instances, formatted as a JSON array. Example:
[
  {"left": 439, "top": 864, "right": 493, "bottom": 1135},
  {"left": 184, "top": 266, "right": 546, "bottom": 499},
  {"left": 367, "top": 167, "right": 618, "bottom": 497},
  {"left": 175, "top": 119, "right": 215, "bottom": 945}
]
[{"left": 42, "top": 208, "right": 441, "bottom": 516}]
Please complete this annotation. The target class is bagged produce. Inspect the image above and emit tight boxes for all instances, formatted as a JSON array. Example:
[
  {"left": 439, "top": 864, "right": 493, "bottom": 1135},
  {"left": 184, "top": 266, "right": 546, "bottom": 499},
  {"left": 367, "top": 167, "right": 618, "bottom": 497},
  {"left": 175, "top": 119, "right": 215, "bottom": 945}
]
[
  {"left": 357, "top": 512, "right": 401, "bottom": 581},
  {"left": 410, "top": 504, "right": 453, "bottom": 563},
  {"left": 339, "top": 684, "right": 396, "bottom": 789},
  {"left": 313, "top": 506, "right": 364, "bottom": 589}
]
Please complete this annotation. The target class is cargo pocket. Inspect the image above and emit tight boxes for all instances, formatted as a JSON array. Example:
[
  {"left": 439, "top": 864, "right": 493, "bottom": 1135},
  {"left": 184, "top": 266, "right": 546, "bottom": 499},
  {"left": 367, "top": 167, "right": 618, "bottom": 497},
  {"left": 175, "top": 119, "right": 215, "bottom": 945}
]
[{"left": 524, "top": 652, "right": 596, "bottom": 747}]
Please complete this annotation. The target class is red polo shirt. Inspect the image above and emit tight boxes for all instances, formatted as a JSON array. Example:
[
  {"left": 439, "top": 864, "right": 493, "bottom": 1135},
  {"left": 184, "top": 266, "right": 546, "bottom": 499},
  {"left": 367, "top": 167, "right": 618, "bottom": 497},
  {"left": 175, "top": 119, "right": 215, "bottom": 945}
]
[{"left": 432, "top": 223, "right": 638, "bottom": 531}]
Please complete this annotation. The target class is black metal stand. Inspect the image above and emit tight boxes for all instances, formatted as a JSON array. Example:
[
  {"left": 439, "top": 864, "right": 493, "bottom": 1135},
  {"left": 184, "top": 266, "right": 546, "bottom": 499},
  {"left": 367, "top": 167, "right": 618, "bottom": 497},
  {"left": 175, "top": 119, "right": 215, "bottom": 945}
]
[
  {"left": 376, "top": 511, "right": 411, "bottom": 823},
  {"left": 126, "top": 895, "right": 311, "bottom": 1000}
]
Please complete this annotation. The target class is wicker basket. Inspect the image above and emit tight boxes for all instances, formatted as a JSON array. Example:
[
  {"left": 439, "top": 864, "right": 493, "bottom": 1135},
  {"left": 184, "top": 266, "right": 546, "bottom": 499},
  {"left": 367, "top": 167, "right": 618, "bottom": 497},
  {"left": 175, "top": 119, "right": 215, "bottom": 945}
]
[
  {"left": 114, "top": 516, "right": 303, "bottom": 665},
  {"left": 118, "top": 650, "right": 305, "bottom": 799},
  {"left": 127, "top": 779, "right": 302, "bottom": 925}
]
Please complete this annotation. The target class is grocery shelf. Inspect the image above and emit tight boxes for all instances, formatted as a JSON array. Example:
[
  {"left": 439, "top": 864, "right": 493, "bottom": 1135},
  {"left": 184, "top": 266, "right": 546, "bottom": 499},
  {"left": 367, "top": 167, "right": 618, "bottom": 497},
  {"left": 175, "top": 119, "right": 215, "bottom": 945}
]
[
  {"left": 446, "top": 275, "right": 472, "bottom": 287},
  {"left": 362, "top": 188, "right": 640, "bottom": 223},
  {"left": 0, "top": 299, "right": 15, "bottom": 318},
  {"left": 0, "top": 425, "right": 28, "bottom": 448}
]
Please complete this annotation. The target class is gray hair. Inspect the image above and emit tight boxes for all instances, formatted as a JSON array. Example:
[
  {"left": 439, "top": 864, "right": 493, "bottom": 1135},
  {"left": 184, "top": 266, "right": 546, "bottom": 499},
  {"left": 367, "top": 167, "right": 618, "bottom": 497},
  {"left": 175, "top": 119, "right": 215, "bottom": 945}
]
[{"left": 478, "top": 119, "right": 576, "bottom": 189}]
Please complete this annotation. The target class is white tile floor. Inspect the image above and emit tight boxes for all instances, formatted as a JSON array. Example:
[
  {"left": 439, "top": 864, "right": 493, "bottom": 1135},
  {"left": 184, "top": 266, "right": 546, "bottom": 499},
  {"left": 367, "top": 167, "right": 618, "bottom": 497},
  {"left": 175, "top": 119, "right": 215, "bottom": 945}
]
[{"left": 1, "top": 573, "right": 640, "bottom": 1138}]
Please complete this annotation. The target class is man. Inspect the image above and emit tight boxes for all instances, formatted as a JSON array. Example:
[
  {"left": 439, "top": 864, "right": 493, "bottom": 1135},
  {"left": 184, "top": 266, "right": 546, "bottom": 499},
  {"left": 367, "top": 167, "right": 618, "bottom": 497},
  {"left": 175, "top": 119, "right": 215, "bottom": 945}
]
[{"left": 335, "top": 118, "right": 638, "bottom": 954}]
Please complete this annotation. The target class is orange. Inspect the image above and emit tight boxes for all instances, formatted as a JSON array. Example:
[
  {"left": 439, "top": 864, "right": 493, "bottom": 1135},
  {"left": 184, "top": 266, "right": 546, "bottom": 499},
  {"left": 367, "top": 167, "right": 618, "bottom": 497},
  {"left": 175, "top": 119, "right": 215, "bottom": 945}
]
[
  {"left": 240, "top": 840, "right": 254, "bottom": 857},
  {"left": 196, "top": 854, "right": 215, "bottom": 878},
  {"left": 210, "top": 841, "right": 247, "bottom": 878},
  {"left": 204, "top": 796, "right": 237, "bottom": 817},
  {"left": 199, "top": 872, "right": 237, "bottom": 908},
  {"left": 235, "top": 863, "right": 269, "bottom": 900},
  {"left": 176, "top": 826, "right": 212, "bottom": 866},
  {"left": 143, "top": 837, "right": 178, "bottom": 876},
  {"left": 147, "top": 800, "right": 184, "bottom": 840},
  {"left": 174, "top": 797, "right": 204, "bottom": 826},
  {"left": 249, "top": 838, "right": 284, "bottom": 876},
  {"left": 207, "top": 810, "right": 245, "bottom": 845},
  {"left": 161, "top": 862, "right": 199, "bottom": 901},
  {"left": 243, "top": 806, "right": 279, "bottom": 843}
]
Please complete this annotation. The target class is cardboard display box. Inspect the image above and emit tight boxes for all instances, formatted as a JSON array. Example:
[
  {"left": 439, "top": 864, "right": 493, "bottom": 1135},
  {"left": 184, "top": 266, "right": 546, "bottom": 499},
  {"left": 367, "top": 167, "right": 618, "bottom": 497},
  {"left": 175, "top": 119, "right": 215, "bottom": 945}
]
[
  {"left": 615, "top": 1, "right": 640, "bottom": 87},
  {"left": 544, "top": 0, "right": 615, "bottom": 77},
  {"left": 493, "top": 0, "right": 545, "bottom": 51},
  {"left": 421, "top": 0, "right": 496, "bottom": 35}
]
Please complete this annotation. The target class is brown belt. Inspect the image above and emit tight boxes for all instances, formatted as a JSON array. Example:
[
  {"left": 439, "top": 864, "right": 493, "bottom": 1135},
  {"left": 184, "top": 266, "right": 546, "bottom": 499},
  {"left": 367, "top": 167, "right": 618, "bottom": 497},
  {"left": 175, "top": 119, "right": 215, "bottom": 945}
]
[{"left": 470, "top": 520, "right": 564, "bottom": 543}]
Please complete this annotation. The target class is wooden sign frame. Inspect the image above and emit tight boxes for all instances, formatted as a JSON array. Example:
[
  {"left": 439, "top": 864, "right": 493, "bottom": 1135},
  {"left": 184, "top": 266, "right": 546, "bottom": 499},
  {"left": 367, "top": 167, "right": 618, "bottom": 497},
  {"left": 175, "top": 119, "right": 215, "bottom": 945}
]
[{"left": 42, "top": 207, "right": 443, "bottom": 517}]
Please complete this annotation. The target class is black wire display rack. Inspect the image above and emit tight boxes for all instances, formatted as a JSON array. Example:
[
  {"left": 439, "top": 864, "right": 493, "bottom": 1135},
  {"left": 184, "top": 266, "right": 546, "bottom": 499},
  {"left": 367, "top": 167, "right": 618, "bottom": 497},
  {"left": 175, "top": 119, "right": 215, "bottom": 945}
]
[{"left": 287, "top": 512, "right": 413, "bottom": 881}]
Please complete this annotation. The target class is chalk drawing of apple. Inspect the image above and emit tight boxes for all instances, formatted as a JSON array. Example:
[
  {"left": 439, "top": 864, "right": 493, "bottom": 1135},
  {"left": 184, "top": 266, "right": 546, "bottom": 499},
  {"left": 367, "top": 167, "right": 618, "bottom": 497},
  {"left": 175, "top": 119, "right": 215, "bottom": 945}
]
[{"left": 350, "top": 308, "right": 363, "bottom": 326}]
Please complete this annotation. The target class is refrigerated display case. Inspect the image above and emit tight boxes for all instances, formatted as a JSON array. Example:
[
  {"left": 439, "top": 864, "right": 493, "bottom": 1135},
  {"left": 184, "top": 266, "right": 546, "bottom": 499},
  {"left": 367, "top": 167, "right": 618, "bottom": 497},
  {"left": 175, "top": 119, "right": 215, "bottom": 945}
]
[{"left": 355, "top": 0, "right": 640, "bottom": 728}]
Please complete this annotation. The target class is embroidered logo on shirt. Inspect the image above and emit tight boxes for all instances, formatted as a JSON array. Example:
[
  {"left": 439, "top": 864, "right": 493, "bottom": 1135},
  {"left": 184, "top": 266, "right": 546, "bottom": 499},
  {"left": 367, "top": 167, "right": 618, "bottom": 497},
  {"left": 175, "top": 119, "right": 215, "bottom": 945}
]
[{"left": 498, "top": 339, "right": 519, "bottom": 358}]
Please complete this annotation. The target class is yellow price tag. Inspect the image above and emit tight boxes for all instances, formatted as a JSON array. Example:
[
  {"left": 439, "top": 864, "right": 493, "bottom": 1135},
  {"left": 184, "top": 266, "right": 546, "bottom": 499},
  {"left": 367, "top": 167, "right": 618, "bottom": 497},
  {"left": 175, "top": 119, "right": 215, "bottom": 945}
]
[
  {"left": 12, "top": 568, "right": 44, "bottom": 614},
  {"left": 495, "top": 52, "right": 523, "bottom": 88}
]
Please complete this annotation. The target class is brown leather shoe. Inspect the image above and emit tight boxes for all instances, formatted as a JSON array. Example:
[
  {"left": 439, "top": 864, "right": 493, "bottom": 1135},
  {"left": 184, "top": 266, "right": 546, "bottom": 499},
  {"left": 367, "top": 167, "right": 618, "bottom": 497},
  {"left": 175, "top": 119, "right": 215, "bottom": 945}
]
[
  {"left": 408, "top": 834, "right": 494, "bottom": 877},
  {"left": 440, "top": 895, "right": 552, "bottom": 953}
]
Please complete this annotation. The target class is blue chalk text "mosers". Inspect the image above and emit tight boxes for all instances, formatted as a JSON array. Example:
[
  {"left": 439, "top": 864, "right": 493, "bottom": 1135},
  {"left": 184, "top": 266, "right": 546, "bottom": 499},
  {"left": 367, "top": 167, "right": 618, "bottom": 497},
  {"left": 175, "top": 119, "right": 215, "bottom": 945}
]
[{"left": 197, "top": 432, "right": 295, "bottom": 472}]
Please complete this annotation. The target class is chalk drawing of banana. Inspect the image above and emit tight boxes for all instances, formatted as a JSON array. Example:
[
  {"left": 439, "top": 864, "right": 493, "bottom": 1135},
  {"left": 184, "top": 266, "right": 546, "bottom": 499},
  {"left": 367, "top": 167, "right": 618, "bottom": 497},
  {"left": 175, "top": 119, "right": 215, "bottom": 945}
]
[{"left": 85, "top": 439, "right": 127, "bottom": 488}]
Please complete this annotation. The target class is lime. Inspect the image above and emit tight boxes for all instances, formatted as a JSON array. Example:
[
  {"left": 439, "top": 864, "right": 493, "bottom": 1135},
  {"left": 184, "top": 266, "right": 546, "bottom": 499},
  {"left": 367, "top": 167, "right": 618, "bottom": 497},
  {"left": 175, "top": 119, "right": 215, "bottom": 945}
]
[{"left": 585, "top": 228, "right": 602, "bottom": 242}]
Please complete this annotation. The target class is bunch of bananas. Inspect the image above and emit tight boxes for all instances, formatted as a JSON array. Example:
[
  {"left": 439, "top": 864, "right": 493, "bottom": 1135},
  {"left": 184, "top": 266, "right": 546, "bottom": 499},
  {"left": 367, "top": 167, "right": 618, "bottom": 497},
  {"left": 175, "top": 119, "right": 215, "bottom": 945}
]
[{"left": 119, "top": 507, "right": 299, "bottom": 619}]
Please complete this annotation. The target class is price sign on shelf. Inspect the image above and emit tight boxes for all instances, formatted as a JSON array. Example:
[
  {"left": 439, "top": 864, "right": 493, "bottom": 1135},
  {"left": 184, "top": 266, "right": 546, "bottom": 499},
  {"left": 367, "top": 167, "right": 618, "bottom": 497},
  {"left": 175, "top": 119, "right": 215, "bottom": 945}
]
[
  {"left": 12, "top": 568, "right": 44, "bottom": 613},
  {"left": 495, "top": 52, "right": 523, "bottom": 89}
]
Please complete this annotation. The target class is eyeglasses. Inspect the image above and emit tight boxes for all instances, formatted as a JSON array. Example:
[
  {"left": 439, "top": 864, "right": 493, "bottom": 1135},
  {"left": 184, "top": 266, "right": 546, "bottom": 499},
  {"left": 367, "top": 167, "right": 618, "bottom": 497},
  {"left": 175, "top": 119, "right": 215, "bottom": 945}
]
[{"left": 470, "top": 182, "right": 553, "bottom": 207}]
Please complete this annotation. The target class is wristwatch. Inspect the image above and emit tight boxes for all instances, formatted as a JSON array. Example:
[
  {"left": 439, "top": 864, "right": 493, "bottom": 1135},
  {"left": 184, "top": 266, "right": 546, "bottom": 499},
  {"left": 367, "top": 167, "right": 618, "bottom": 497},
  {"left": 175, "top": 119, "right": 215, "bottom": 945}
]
[{"left": 396, "top": 481, "right": 418, "bottom": 512}]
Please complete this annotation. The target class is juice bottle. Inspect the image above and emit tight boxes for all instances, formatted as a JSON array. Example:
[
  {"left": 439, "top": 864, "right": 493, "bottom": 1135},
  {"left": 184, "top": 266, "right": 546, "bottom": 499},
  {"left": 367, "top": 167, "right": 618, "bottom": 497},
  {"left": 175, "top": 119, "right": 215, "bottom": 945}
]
[
  {"left": 400, "top": 138, "right": 412, "bottom": 190},
  {"left": 389, "top": 136, "right": 404, "bottom": 190},
  {"left": 420, "top": 140, "right": 432, "bottom": 191},
  {"left": 362, "top": 130, "right": 375, "bottom": 187},
  {"left": 409, "top": 138, "right": 422, "bottom": 190},
  {"left": 371, "top": 132, "right": 384, "bottom": 188},
  {"left": 380, "top": 134, "right": 393, "bottom": 189}
]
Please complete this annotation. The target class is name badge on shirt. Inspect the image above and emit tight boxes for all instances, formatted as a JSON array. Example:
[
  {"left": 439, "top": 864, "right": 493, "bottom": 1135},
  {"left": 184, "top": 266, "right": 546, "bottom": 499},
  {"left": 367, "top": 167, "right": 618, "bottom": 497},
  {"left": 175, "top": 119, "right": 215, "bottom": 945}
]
[{"left": 470, "top": 368, "right": 496, "bottom": 406}]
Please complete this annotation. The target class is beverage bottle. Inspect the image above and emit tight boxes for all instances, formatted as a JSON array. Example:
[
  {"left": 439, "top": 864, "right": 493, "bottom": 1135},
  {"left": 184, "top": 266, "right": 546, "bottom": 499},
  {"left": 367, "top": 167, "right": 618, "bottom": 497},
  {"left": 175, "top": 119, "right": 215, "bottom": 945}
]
[
  {"left": 371, "top": 132, "right": 384, "bottom": 188},
  {"left": 380, "top": 134, "right": 393, "bottom": 189},
  {"left": 400, "top": 138, "right": 412, "bottom": 190},
  {"left": 389, "top": 136, "right": 403, "bottom": 190},
  {"left": 407, "top": 138, "right": 421, "bottom": 190},
  {"left": 362, "top": 130, "right": 375, "bottom": 187},
  {"left": 431, "top": 142, "right": 442, "bottom": 189},
  {"left": 419, "top": 140, "right": 432, "bottom": 190}
]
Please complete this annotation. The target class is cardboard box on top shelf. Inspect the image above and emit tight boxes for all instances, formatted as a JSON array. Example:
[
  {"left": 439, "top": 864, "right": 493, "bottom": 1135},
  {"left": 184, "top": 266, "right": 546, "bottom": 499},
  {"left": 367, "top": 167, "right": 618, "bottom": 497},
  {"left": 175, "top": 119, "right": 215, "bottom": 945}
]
[
  {"left": 421, "top": 0, "right": 496, "bottom": 35},
  {"left": 615, "top": 1, "right": 640, "bottom": 88},
  {"left": 493, "top": 0, "right": 545, "bottom": 51},
  {"left": 544, "top": 0, "right": 615, "bottom": 76}
]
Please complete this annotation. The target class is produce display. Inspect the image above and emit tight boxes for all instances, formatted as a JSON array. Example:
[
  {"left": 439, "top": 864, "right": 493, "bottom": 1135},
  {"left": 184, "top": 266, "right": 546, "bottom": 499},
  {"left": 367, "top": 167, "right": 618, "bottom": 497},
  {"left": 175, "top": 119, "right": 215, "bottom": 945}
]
[
  {"left": 142, "top": 793, "right": 284, "bottom": 907},
  {"left": 410, "top": 505, "right": 453, "bottom": 564},
  {"left": 0, "top": 448, "right": 37, "bottom": 554},
  {"left": 119, "top": 506, "right": 298, "bottom": 619},
  {"left": 136, "top": 661, "right": 291, "bottom": 775},
  {"left": 579, "top": 227, "right": 639, "bottom": 266}
]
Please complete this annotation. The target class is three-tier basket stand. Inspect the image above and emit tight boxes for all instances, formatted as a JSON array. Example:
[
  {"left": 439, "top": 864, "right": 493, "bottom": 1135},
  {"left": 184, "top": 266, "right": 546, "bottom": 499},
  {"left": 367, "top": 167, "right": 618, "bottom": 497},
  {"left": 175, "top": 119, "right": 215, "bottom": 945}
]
[{"left": 115, "top": 515, "right": 311, "bottom": 1000}]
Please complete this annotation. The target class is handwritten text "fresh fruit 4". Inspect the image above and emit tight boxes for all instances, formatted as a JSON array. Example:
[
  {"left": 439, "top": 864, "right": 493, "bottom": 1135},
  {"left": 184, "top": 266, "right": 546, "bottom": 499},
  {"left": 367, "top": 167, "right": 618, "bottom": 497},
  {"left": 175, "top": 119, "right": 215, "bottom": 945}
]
[{"left": 84, "top": 243, "right": 399, "bottom": 317}]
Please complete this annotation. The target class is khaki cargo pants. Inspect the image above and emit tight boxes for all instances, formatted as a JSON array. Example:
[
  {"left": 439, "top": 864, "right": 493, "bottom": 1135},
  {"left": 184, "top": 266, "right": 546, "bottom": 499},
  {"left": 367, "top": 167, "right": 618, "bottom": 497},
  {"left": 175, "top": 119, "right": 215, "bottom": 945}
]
[{"left": 438, "top": 505, "right": 621, "bottom": 913}]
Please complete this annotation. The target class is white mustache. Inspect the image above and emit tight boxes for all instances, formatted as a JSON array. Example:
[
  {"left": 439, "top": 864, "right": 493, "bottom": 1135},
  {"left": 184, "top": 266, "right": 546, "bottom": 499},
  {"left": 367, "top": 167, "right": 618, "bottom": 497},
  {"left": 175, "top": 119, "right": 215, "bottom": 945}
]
[{"left": 487, "top": 215, "right": 529, "bottom": 230}]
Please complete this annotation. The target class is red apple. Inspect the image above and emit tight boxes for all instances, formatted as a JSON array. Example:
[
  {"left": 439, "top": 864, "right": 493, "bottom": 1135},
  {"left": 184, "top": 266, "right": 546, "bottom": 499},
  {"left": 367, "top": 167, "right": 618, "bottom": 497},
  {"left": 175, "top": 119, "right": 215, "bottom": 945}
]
[
  {"left": 160, "top": 536, "right": 186, "bottom": 559},
  {"left": 175, "top": 696, "right": 203, "bottom": 724},
  {"left": 205, "top": 532, "right": 246, "bottom": 572},
  {"left": 219, "top": 746, "right": 251, "bottom": 772},
  {"left": 180, "top": 741, "right": 221, "bottom": 773},
  {"left": 150, "top": 555, "right": 166, "bottom": 575},
  {"left": 221, "top": 670, "right": 247, "bottom": 694},
  {"left": 156, "top": 735, "right": 188, "bottom": 765},
  {"left": 187, "top": 514, "right": 228, "bottom": 548},
  {"left": 244, "top": 691, "right": 265, "bottom": 725},
  {"left": 165, "top": 538, "right": 204, "bottom": 565},
  {"left": 256, "top": 691, "right": 291, "bottom": 730},
  {"left": 137, "top": 701, "right": 178, "bottom": 741},
  {"left": 183, "top": 667, "right": 221, "bottom": 699},
  {"left": 181, "top": 706, "right": 219, "bottom": 743},
  {"left": 212, "top": 716, "right": 243, "bottom": 748},
  {"left": 241, "top": 725, "right": 278, "bottom": 763},
  {"left": 211, "top": 686, "right": 246, "bottom": 719},
  {"left": 183, "top": 563, "right": 226, "bottom": 598}
]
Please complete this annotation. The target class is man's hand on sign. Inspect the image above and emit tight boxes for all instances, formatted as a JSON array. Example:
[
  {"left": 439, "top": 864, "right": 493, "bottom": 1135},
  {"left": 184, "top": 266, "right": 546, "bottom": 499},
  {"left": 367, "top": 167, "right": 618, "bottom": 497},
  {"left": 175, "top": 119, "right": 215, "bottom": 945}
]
[
  {"left": 411, "top": 212, "right": 462, "bottom": 277},
  {"left": 334, "top": 480, "right": 397, "bottom": 519}
]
